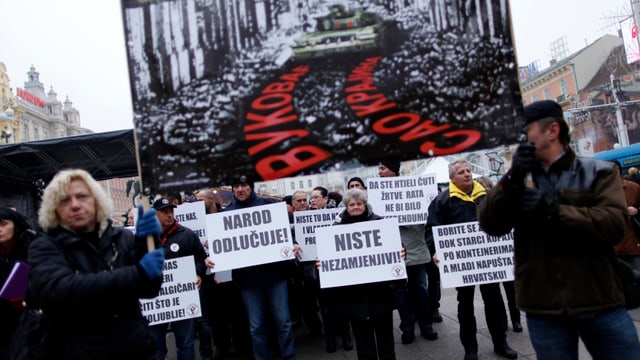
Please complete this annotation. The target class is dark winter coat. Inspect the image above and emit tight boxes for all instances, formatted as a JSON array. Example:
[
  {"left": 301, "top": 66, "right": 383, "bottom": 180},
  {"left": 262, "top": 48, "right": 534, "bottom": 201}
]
[
  {"left": 224, "top": 191, "right": 293, "bottom": 287},
  {"left": 478, "top": 149, "right": 627, "bottom": 315},
  {"left": 615, "top": 179, "right": 640, "bottom": 255},
  {"left": 330, "top": 207, "right": 397, "bottom": 321},
  {"left": 28, "top": 222, "right": 161, "bottom": 359},
  {"left": 0, "top": 230, "right": 33, "bottom": 356},
  {"left": 157, "top": 222, "right": 207, "bottom": 276},
  {"left": 425, "top": 181, "right": 487, "bottom": 256}
]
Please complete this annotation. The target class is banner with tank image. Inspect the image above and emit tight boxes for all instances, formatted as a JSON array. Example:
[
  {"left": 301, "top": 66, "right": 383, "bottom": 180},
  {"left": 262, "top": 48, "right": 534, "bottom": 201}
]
[{"left": 121, "top": 0, "right": 524, "bottom": 192}]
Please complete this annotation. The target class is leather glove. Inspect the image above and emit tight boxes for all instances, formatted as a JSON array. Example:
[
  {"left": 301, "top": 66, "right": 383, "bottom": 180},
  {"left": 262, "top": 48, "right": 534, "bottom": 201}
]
[
  {"left": 135, "top": 205, "right": 161, "bottom": 237},
  {"left": 139, "top": 248, "right": 165, "bottom": 279},
  {"left": 509, "top": 143, "right": 537, "bottom": 184},
  {"left": 521, "top": 188, "right": 547, "bottom": 212}
]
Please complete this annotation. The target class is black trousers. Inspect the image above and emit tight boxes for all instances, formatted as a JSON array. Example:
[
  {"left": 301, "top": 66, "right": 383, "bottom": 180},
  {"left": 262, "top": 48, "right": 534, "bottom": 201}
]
[
  {"left": 456, "top": 283, "right": 508, "bottom": 353},
  {"left": 350, "top": 311, "right": 395, "bottom": 360}
]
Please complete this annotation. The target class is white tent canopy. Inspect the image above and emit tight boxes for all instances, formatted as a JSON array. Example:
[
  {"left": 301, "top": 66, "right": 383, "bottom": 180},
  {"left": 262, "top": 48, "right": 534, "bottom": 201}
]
[{"left": 420, "top": 157, "right": 482, "bottom": 183}]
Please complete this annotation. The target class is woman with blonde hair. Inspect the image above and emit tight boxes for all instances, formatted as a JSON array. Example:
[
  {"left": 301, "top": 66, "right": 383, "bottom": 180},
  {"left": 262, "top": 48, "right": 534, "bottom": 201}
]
[{"left": 28, "top": 169, "right": 165, "bottom": 359}]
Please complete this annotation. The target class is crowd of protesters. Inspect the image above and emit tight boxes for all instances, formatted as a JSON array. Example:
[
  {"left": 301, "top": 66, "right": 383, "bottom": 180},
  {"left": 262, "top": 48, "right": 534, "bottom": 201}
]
[{"left": 2, "top": 100, "right": 640, "bottom": 360}]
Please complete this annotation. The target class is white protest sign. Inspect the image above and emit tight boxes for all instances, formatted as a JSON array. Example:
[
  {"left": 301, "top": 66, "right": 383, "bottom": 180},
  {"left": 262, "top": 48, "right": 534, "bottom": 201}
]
[
  {"left": 175, "top": 201, "right": 207, "bottom": 246},
  {"left": 367, "top": 174, "right": 438, "bottom": 225},
  {"left": 293, "top": 208, "right": 341, "bottom": 261},
  {"left": 140, "top": 255, "right": 201, "bottom": 325},
  {"left": 206, "top": 202, "right": 294, "bottom": 271},
  {"left": 315, "top": 217, "right": 406, "bottom": 288},
  {"left": 432, "top": 221, "right": 514, "bottom": 288}
]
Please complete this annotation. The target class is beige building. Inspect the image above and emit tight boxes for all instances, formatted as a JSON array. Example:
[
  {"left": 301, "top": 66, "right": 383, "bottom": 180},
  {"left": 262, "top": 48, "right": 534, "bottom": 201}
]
[
  {"left": 0, "top": 63, "right": 91, "bottom": 143},
  {"left": 0, "top": 61, "right": 134, "bottom": 224}
]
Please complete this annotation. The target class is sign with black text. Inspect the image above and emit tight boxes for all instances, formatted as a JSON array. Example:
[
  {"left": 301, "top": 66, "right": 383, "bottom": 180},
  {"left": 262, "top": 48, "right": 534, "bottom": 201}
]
[
  {"left": 175, "top": 201, "right": 207, "bottom": 246},
  {"left": 206, "top": 202, "right": 294, "bottom": 271},
  {"left": 293, "top": 208, "right": 341, "bottom": 261},
  {"left": 367, "top": 174, "right": 438, "bottom": 225},
  {"left": 316, "top": 217, "right": 406, "bottom": 288},
  {"left": 140, "top": 255, "right": 201, "bottom": 325},
  {"left": 432, "top": 221, "right": 514, "bottom": 288}
]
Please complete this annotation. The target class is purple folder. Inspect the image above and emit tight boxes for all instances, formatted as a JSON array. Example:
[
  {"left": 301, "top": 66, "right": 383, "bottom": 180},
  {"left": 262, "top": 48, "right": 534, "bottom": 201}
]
[{"left": 0, "top": 261, "right": 28, "bottom": 300}]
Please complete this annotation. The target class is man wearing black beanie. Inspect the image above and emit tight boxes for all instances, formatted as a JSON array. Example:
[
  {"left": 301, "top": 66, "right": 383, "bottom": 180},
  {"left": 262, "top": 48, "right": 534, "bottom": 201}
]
[{"left": 479, "top": 100, "right": 640, "bottom": 359}]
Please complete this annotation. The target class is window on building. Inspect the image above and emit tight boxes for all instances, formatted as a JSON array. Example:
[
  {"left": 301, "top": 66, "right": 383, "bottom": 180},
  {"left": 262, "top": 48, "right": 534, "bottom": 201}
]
[
  {"left": 532, "top": 94, "right": 539, "bottom": 102},
  {"left": 560, "top": 79, "right": 568, "bottom": 96},
  {"left": 290, "top": 182, "right": 295, "bottom": 190},
  {"left": 544, "top": 88, "right": 551, "bottom": 100},
  {"left": 299, "top": 180, "right": 304, "bottom": 188},
  {"left": 308, "top": 179, "right": 312, "bottom": 187}
]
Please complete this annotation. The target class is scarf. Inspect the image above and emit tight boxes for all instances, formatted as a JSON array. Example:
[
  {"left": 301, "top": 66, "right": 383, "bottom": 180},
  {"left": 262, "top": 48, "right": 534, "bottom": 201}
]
[{"left": 449, "top": 180, "right": 486, "bottom": 203}]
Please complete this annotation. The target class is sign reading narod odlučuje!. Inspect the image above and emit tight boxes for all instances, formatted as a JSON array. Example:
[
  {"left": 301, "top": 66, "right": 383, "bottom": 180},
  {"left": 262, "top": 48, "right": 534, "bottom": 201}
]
[{"left": 120, "top": 0, "right": 524, "bottom": 192}]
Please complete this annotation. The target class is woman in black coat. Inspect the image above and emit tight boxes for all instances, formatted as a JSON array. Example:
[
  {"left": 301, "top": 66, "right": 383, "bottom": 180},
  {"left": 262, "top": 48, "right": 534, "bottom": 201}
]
[
  {"left": 0, "top": 207, "right": 35, "bottom": 360},
  {"left": 326, "top": 189, "right": 401, "bottom": 360}
]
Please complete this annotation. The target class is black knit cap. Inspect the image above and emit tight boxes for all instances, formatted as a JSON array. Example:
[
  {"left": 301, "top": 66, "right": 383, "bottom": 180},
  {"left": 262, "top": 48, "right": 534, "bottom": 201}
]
[
  {"left": 347, "top": 177, "right": 367, "bottom": 189},
  {"left": 524, "top": 100, "right": 563, "bottom": 124},
  {"left": 380, "top": 160, "right": 401, "bottom": 175},
  {"left": 231, "top": 175, "right": 254, "bottom": 190}
]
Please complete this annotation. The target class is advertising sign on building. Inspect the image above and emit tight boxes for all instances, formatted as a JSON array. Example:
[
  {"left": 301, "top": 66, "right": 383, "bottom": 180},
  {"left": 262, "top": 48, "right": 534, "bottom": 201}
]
[
  {"left": 621, "top": 16, "right": 640, "bottom": 65},
  {"left": 120, "top": 0, "right": 524, "bottom": 192}
]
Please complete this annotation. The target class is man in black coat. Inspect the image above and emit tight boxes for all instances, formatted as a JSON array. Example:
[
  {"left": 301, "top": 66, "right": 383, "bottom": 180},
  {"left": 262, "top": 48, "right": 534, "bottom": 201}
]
[
  {"left": 148, "top": 197, "right": 208, "bottom": 360},
  {"left": 426, "top": 160, "right": 515, "bottom": 360}
]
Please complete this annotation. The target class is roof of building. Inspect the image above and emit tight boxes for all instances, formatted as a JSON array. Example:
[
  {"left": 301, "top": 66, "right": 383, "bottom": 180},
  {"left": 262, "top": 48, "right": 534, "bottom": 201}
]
[
  {"left": 0, "top": 128, "right": 137, "bottom": 186},
  {"left": 521, "top": 34, "right": 623, "bottom": 92}
]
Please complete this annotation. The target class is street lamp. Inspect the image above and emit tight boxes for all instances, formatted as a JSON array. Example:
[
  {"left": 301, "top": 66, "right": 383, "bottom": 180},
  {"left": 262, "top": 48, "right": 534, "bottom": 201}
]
[
  {"left": 0, "top": 95, "right": 15, "bottom": 121},
  {"left": 0, "top": 107, "right": 14, "bottom": 121},
  {"left": 610, "top": 74, "right": 630, "bottom": 148},
  {"left": 1, "top": 127, "right": 11, "bottom": 144}
]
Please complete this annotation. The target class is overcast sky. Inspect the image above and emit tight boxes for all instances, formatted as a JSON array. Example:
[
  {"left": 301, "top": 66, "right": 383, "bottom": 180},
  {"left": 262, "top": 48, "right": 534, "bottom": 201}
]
[{"left": 0, "top": 0, "right": 633, "bottom": 133}]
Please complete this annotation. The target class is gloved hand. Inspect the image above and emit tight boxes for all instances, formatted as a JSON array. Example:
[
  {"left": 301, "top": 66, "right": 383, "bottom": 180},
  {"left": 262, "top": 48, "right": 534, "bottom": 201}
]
[
  {"left": 139, "top": 248, "right": 165, "bottom": 279},
  {"left": 135, "top": 205, "right": 161, "bottom": 237},
  {"left": 521, "top": 188, "right": 547, "bottom": 212},
  {"left": 510, "top": 143, "right": 537, "bottom": 184}
]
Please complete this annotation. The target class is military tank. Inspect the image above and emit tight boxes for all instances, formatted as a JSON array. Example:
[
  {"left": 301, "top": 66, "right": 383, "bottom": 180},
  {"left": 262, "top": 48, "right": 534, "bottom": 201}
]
[{"left": 291, "top": 4, "right": 396, "bottom": 61}]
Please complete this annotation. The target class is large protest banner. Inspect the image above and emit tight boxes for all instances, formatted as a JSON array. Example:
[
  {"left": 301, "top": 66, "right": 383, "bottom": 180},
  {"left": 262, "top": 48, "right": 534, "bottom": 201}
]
[
  {"left": 367, "top": 174, "right": 438, "bottom": 226},
  {"left": 140, "top": 255, "right": 201, "bottom": 325},
  {"left": 206, "top": 202, "right": 294, "bottom": 271},
  {"left": 120, "top": 0, "right": 524, "bottom": 192},
  {"left": 432, "top": 221, "right": 514, "bottom": 288},
  {"left": 293, "top": 207, "right": 341, "bottom": 261},
  {"left": 315, "top": 217, "right": 405, "bottom": 288}
]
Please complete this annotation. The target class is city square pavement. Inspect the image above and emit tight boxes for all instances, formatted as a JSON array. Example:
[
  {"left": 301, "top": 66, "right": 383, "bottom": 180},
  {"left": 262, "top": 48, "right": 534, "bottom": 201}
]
[{"left": 167, "top": 286, "right": 640, "bottom": 360}]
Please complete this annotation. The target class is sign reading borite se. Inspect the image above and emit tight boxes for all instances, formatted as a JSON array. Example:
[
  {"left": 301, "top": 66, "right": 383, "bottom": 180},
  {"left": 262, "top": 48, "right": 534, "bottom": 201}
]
[
  {"left": 120, "top": 0, "right": 524, "bottom": 191},
  {"left": 432, "top": 221, "right": 515, "bottom": 288}
]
